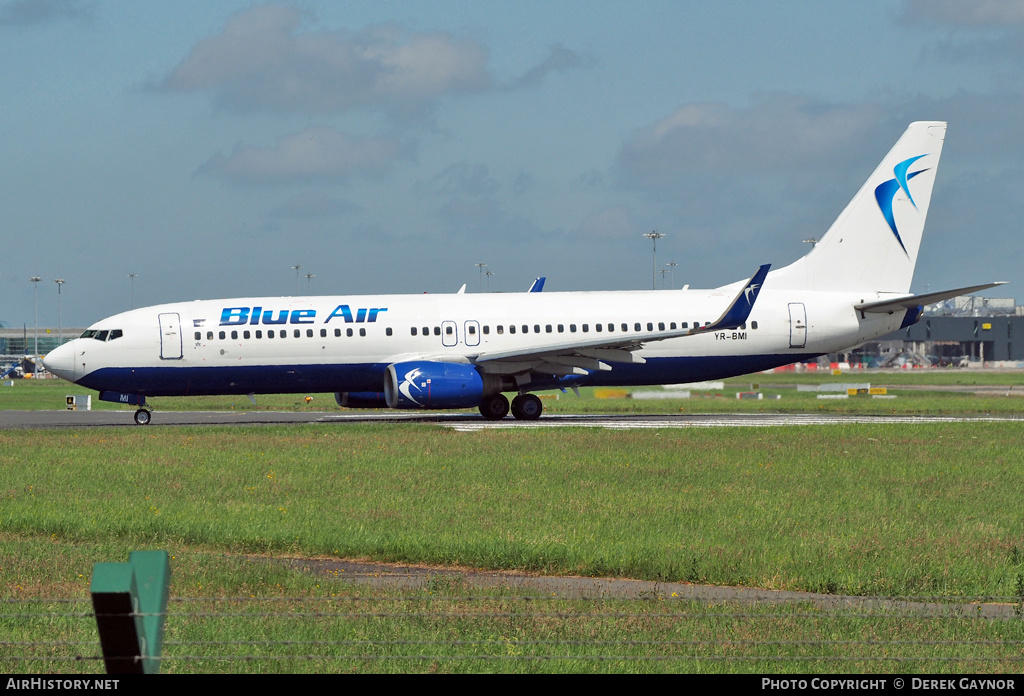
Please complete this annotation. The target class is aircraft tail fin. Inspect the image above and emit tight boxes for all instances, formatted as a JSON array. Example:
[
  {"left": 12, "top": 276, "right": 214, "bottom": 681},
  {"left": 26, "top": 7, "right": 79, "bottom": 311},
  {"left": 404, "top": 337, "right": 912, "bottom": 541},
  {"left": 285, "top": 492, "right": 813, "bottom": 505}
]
[{"left": 769, "top": 121, "right": 947, "bottom": 294}]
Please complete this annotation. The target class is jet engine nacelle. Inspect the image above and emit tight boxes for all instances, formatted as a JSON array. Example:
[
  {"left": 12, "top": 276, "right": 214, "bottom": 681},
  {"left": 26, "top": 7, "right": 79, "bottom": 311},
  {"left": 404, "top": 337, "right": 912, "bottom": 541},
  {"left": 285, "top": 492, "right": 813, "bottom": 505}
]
[
  {"left": 334, "top": 391, "right": 388, "bottom": 408},
  {"left": 384, "top": 361, "right": 491, "bottom": 409}
]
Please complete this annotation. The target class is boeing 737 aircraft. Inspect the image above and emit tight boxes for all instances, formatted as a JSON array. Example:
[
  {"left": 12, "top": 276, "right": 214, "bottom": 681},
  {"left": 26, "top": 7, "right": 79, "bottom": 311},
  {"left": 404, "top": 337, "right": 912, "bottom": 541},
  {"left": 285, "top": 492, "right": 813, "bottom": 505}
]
[{"left": 44, "top": 122, "right": 1003, "bottom": 424}]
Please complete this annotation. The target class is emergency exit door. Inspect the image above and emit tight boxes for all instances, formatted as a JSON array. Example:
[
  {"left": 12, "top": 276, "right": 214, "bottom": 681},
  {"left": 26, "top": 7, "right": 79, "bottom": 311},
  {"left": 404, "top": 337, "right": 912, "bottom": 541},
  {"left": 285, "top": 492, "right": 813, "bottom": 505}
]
[{"left": 788, "top": 303, "right": 807, "bottom": 349}]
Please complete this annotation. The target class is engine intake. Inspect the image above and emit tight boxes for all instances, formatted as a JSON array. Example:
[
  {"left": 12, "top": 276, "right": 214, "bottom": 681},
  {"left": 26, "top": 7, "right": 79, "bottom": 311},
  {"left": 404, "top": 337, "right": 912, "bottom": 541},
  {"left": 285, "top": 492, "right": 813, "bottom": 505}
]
[{"left": 384, "top": 361, "right": 490, "bottom": 409}]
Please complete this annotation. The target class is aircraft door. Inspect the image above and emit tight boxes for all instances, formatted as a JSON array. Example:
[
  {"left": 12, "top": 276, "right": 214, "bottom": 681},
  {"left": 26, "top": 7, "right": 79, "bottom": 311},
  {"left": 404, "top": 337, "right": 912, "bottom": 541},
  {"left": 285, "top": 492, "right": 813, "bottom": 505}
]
[
  {"left": 464, "top": 320, "right": 480, "bottom": 347},
  {"left": 788, "top": 303, "right": 807, "bottom": 349},
  {"left": 441, "top": 320, "right": 458, "bottom": 347},
  {"left": 159, "top": 312, "right": 183, "bottom": 360}
]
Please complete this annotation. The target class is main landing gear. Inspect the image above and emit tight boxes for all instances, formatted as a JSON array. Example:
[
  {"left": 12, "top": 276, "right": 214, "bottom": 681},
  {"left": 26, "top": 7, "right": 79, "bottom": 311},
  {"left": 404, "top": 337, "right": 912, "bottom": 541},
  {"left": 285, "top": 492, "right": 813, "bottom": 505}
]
[
  {"left": 134, "top": 408, "right": 152, "bottom": 425},
  {"left": 477, "top": 393, "right": 543, "bottom": 421}
]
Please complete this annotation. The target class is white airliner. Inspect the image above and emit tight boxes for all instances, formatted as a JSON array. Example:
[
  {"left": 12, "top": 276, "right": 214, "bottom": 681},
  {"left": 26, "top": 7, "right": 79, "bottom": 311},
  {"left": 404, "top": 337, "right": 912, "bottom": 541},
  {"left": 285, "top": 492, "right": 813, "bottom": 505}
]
[{"left": 44, "top": 122, "right": 1002, "bottom": 424}]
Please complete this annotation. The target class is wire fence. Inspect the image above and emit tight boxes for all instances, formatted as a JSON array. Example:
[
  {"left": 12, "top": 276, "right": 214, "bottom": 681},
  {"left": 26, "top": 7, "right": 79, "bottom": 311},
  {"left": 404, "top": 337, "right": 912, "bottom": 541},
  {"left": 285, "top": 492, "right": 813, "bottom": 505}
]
[{"left": 4, "top": 593, "right": 1024, "bottom": 673}]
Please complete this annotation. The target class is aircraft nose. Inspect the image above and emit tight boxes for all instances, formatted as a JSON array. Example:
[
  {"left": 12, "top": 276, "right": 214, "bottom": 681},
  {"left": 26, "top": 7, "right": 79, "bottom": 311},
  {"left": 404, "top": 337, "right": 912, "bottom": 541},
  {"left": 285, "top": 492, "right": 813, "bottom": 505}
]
[{"left": 42, "top": 341, "right": 76, "bottom": 382}]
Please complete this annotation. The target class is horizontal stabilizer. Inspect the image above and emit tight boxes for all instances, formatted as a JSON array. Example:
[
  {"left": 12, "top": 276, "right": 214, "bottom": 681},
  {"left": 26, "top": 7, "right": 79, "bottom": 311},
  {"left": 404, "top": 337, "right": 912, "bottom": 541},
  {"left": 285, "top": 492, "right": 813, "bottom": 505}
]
[{"left": 855, "top": 282, "right": 1007, "bottom": 314}]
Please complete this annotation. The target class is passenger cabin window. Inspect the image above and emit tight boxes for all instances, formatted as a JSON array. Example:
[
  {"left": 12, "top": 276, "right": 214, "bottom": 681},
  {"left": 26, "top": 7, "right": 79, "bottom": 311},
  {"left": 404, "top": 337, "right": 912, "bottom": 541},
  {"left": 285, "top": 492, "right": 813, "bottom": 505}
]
[
  {"left": 218, "top": 331, "right": 226, "bottom": 340},
  {"left": 195, "top": 332, "right": 201, "bottom": 340},
  {"left": 411, "top": 327, "right": 418, "bottom": 336},
  {"left": 386, "top": 327, "right": 393, "bottom": 336},
  {"left": 751, "top": 321, "right": 758, "bottom": 330}
]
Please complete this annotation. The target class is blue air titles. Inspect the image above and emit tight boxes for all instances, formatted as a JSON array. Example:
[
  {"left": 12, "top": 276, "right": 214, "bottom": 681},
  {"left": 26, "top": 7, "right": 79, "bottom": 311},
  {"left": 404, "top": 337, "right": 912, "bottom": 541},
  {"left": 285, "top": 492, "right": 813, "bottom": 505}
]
[{"left": 220, "top": 305, "right": 387, "bottom": 326}]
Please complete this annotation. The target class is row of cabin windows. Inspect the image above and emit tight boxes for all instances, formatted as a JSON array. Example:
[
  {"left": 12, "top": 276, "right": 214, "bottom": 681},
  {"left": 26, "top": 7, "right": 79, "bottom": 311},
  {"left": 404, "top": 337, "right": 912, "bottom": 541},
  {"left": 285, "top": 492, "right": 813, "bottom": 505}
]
[
  {"left": 197, "top": 320, "right": 760, "bottom": 343},
  {"left": 197, "top": 327, "right": 392, "bottom": 341},
  {"left": 412, "top": 321, "right": 758, "bottom": 336}
]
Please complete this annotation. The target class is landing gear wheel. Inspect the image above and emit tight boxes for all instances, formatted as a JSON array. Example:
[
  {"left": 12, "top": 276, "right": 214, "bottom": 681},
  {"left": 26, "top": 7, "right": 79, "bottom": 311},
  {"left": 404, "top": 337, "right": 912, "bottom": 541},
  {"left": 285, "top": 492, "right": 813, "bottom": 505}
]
[
  {"left": 134, "top": 408, "right": 152, "bottom": 426},
  {"left": 478, "top": 394, "right": 510, "bottom": 420},
  {"left": 511, "top": 393, "right": 543, "bottom": 421}
]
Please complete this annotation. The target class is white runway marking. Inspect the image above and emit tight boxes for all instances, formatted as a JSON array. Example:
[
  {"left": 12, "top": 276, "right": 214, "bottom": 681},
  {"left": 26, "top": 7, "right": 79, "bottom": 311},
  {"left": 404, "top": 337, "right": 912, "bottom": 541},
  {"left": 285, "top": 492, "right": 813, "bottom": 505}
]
[{"left": 445, "top": 414, "right": 1024, "bottom": 432}]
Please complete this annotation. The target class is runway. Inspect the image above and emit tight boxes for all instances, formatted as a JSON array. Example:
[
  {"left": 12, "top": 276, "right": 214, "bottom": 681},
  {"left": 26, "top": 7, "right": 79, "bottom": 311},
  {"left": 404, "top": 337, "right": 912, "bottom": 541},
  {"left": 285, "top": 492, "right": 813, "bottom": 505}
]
[{"left": 2, "top": 409, "right": 1022, "bottom": 430}]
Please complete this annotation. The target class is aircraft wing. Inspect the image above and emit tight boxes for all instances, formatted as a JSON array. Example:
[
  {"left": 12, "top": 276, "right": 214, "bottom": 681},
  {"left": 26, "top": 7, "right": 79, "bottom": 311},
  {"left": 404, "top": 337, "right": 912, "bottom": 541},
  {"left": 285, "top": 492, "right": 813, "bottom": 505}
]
[
  {"left": 855, "top": 281, "right": 1007, "bottom": 314},
  {"left": 470, "top": 264, "right": 770, "bottom": 377}
]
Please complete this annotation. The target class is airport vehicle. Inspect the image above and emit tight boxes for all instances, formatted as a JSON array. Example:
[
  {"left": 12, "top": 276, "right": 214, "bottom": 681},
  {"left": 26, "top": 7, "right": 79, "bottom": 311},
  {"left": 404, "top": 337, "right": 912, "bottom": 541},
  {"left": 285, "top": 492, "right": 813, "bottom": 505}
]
[{"left": 43, "top": 122, "right": 1001, "bottom": 424}]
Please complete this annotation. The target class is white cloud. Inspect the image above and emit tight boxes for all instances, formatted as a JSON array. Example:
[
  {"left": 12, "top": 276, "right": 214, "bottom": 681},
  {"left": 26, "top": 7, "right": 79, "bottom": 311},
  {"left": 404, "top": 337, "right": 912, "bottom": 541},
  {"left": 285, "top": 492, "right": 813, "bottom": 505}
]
[
  {"left": 0, "top": 0, "right": 92, "bottom": 26},
  {"left": 198, "top": 126, "right": 411, "bottom": 184},
  {"left": 158, "top": 4, "right": 490, "bottom": 117},
  {"left": 900, "top": 0, "right": 1024, "bottom": 27},
  {"left": 615, "top": 94, "right": 888, "bottom": 194}
]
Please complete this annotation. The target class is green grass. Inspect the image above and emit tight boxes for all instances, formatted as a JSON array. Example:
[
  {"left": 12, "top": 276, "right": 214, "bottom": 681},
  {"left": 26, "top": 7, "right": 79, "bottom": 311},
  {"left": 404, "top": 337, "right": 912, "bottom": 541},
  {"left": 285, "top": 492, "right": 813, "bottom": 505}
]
[
  {"left": 4, "top": 374, "right": 1024, "bottom": 673},
  {"left": 4, "top": 423, "right": 1023, "bottom": 597},
  {"left": 5, "top": 536, "right": 1024, "bottom": 674}
]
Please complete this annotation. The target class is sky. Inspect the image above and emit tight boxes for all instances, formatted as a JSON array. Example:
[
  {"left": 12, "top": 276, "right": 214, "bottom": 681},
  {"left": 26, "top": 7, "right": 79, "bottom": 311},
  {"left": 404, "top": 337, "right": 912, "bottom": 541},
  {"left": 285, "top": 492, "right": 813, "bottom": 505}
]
[{"left": 3, "top": 0, "right": 1024, "bottom": 329}]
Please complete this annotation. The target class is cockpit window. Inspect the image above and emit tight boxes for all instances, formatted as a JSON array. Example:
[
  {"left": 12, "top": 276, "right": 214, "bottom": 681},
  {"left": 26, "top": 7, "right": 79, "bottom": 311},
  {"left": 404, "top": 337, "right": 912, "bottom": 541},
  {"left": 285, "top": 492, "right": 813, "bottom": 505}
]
[
  {"left": 108, "top": 330, "right": 123, "bottom": 341},
  {"left": 95, "top": 330, "right": 109, "bottom": 342},
  {"left": 81, "top": 330, "right": 97, "bottom": 339}
]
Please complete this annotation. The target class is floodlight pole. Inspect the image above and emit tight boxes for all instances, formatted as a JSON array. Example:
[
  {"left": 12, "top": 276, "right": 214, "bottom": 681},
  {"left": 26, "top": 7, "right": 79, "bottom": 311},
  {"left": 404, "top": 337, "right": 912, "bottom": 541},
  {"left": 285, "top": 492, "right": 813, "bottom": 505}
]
[
  {"left": 291, "top": 265, "right": 302, "bottom": 295},
  {"left": 29, "top": 276, "right": 41, "bottom": 358},
  {"left": 54, "top": 278, "right": 65, "bottom": 346},
  {"left": 305, "top": 273, "right": 315, "bottom": 293},
  {"left": 643, "top": 232, "right": 665, "bottom": 290},
  {"left": 666, "top": 261, "right": 677, "bottom": 290},
  {"left": 128, "top": 273, "right": 138, "bottom": 309},
  {"left": 475, "top": 263, "right": 487, "bottom": 293}
]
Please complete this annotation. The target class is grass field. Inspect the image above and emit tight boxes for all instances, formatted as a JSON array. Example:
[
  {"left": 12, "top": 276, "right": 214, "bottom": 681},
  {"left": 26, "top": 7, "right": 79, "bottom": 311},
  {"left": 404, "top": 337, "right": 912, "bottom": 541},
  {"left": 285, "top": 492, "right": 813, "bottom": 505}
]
[{"left": 3, "top": 373, "right": 1024, "bottom": 673}]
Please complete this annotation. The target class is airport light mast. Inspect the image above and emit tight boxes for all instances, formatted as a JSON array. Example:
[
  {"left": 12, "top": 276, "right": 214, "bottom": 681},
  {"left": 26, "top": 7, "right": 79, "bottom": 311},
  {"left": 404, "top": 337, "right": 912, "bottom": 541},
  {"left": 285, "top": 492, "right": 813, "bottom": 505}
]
[
  {"left": 29, "top": 276, "right": 41, "bottom": 359},
  {"left": 54, "top": 278, "right": 64, "bottom": 347},
  {"left": 475, "top": 263, "right": 487, "bottom": 292},
  {"left": 128, "top": 273, "right": 138, "bottom": 309},
  {"left": 643, "top": 231, "right": 665, "bottom": 290}
]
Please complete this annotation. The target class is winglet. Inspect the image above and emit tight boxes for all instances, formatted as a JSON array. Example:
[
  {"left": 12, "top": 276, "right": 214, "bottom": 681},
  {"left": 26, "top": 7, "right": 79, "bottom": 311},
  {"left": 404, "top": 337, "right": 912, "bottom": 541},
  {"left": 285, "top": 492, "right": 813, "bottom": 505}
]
[
  {"left": 688, "top": 264, "right": 770, "bottom": 335},
  {"left": 528, "top": 277, "right": 546, "bottom": 293}
]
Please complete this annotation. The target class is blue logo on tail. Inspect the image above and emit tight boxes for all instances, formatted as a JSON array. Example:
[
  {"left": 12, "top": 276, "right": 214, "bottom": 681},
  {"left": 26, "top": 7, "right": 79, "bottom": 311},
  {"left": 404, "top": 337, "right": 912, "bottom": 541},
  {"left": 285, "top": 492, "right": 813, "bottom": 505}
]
[{"left": 874, "top": 154, "right": 929, "bottom": 256}]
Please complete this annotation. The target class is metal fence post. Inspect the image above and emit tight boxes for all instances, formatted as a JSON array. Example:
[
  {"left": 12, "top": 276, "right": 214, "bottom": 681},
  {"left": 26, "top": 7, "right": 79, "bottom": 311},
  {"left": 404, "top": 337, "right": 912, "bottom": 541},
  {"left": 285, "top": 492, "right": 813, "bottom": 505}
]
[{"left": 90, "top": 550, "right": 170, "bottom": 674}]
